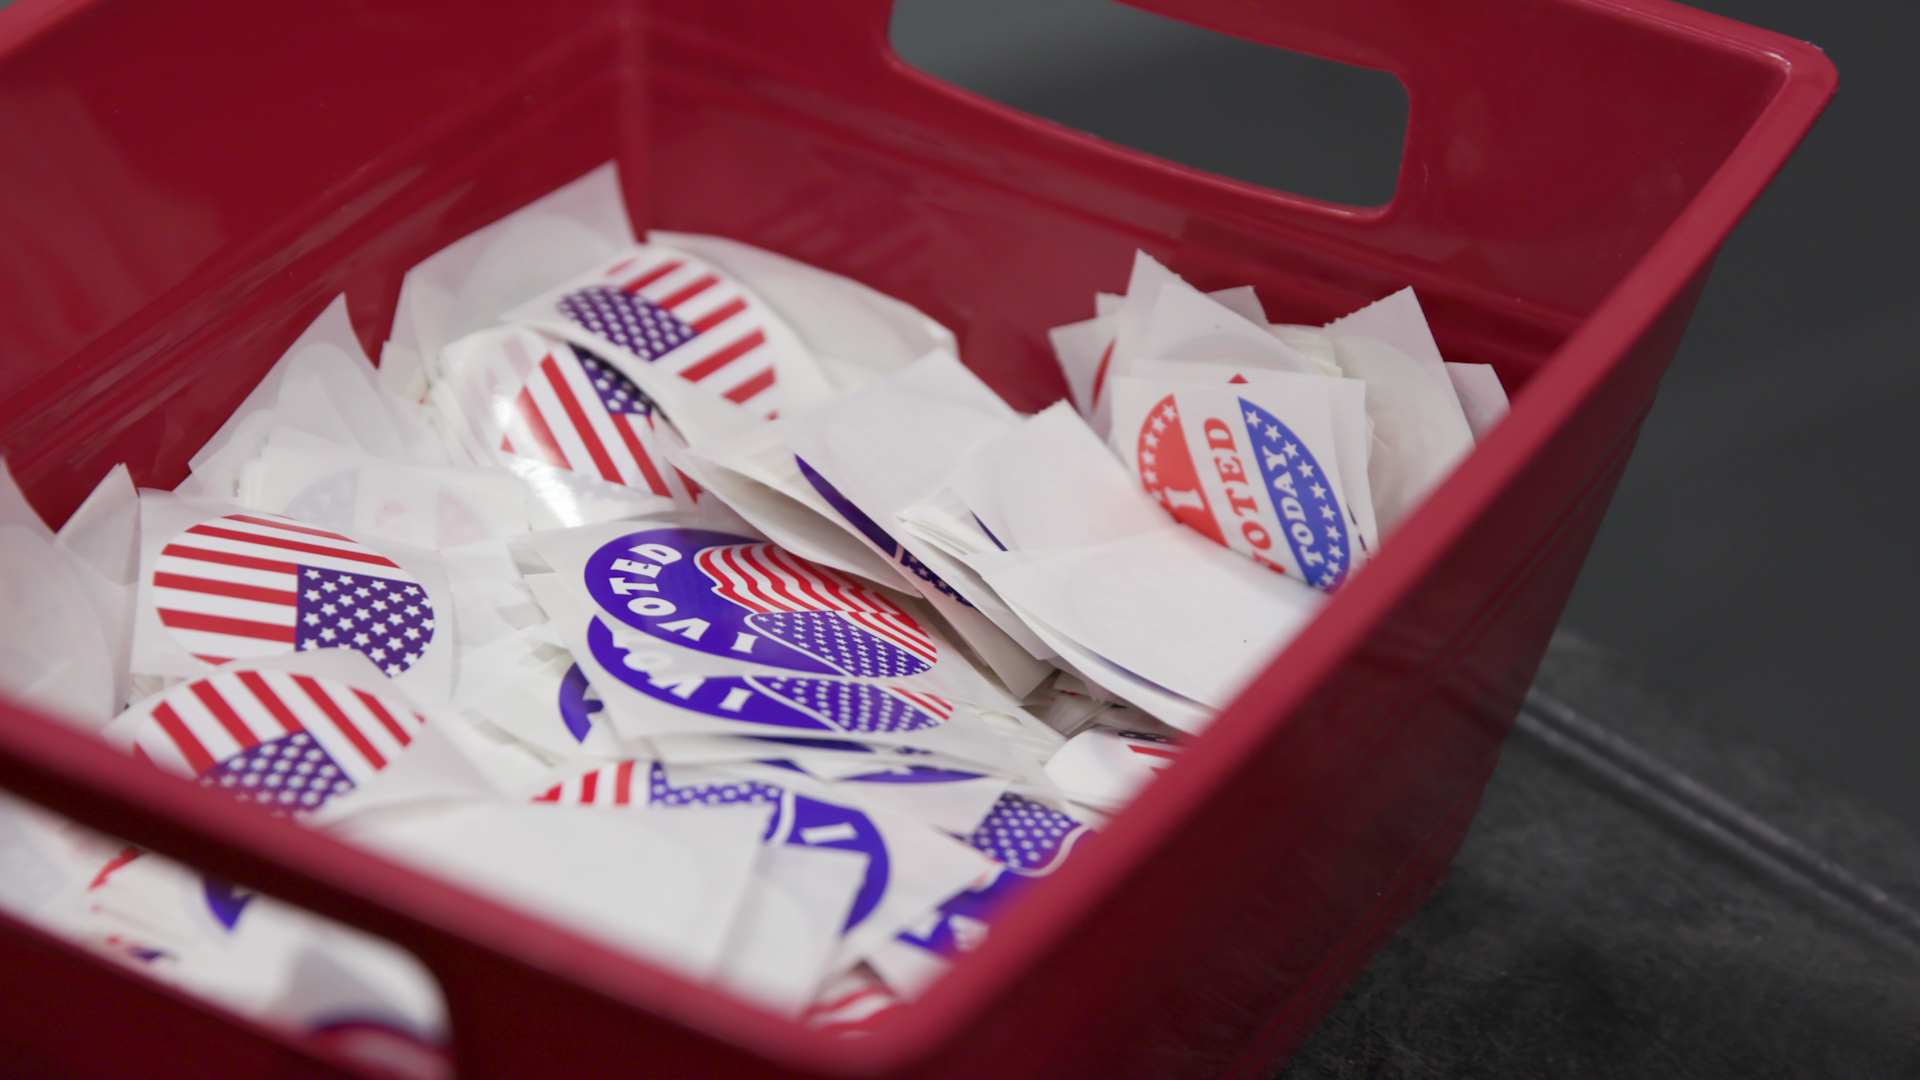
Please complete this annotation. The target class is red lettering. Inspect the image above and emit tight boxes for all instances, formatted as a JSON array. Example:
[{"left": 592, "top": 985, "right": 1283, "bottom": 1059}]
[
  {"left": 1224, "top": 489, "right": 1260, "bottom": 518},
  {"left": 1202, "top": 419, "right": 1237, "bottom": 452},
  {"left": 1241, "top": 522, "right": 1274, "bottom": 550},
  {"left": 1214, "top": 454, "right": 1248, "bottom": 485}
]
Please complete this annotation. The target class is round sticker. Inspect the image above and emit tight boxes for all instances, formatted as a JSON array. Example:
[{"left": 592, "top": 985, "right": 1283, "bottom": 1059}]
[
  {"left": 153, "top": 513, "right": 435, "bottom": 674},
  {"left": 498, "top": 340, "right": 689, "bottom": 501},
  {"left": 586, "top": 619, "right": 948, "bottom": 734},
  {"left": 554, "top": 247, "right": 782, "bottom": 416},
  {"left": 1134, "top": 393, "right": 1352, "bottom": 589},
  {"left": 133, "top": 669, "right": 427, "bottom": 817},
  {"left": 583, "top": 528, "right": 938, "bottom": 679}
]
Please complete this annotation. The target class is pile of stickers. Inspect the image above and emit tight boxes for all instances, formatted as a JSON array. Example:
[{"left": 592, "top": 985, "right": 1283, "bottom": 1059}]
[{"left": 0, "top": 163, "right": 1506, "bottom": 1065}]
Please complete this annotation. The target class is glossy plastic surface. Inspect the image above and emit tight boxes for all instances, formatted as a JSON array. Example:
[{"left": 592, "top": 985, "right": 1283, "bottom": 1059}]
[{"left": 0, "top": 0, "right": 1832, "bottom": 1076}]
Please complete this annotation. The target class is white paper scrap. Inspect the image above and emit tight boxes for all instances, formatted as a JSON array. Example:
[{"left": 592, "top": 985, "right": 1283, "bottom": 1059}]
[
  {"left": 1444, "top": 362, "right": 1511, "bottom": 441},
  {"left": 57, "top": 463, "right": 140, "bottom": 586},
  {"left": 773, "top": 351, "right": 1051, "bottom": 695},
  {"left": 238, "top": 427, "right": 530, "bottom": 551},
  {"left": 393, "top": 162, "right": 636, "bottom": 384},
  {"left": 825, "top": 764, "right": 1011, "bottom": 837},
  {"left": 185, "top": 297, "right": 440, "bottom": 500},
  {"left": 1046, "top": 311, "right": 1118, "bottom": 418},
  {"left": 538, "top": 760, "right": 996, "bottom": 974},
  {"left": 1322, "top": 289, "right": 1475, "bottom": 530},
  {"left": 304, "top": 719, "right": 502, "bottom": 827},
  {"left": 452, "top": 625, "right": 626, "bottom": 761},
  {"left": 681, "top": 422, "right": 899, "bottom": 586},
  {"left": 947, "top": 400, "right": 1171, "bottom": 553},
  {"left": 651, "top": 231, "right": 955, "bottom": 406},
  {"left": 714, "top": 843, "right": 868, "bottom": 1017},
  {"left": 969, "top": 527, "right": 1322, "bottom": 715},
  {"left": 1087, "top": 251, "right": 1182, "bottom": 436},
  {"left": 1044, "top": 728, "right": 1182, "bottom": 811},
  {"left": 1268, "top": 324, "right": 1343, "bottom": 377},
  {"left": 987, "top": 596, "right": 1216, "bottom": 733},
  {"left": 0, "top": 458, "right": 54, "bottom": 541},
  {"left": 0, "top": 525, "right": 117, "bottom": 727},
  {"left": 344, "top": 800, "right": 770, "bottom": 981},
  {"left": 1135, "top": 280, "right": 1322, "bottom": 378}
]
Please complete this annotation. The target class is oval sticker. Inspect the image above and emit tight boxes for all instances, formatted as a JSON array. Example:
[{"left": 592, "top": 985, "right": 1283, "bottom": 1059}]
[
  {"left": 586, "top": 619, "right": 949, "bottom": 734},
  {"left": 583, "top": 528, "right": 938, "bottom": 678}
]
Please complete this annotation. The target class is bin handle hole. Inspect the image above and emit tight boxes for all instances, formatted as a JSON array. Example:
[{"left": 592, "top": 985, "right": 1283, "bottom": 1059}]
[{"left": 888, "top": 0, "right": 1409, "bottom": 208}]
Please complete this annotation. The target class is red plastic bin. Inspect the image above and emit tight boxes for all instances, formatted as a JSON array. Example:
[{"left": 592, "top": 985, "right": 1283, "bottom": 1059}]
[{"left": 0, "top": 0, "right": 1832, "bottom": 1076}]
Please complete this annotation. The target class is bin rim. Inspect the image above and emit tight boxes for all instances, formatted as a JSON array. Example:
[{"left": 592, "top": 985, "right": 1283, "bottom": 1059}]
[{"left": 0, "top": 0, "right": 1836, "bottom": 1074}]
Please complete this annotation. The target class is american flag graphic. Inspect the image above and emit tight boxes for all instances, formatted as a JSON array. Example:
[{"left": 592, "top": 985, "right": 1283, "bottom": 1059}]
[
  {"left": 153, "top": 514, "right": 436, "bottom": 674},
  {"left": 133, "top": 670, "right": 426, "bottom": 817},
  {"left": 497, "top": 341, "right": 696, "bottom": 502},
  {"left": 893, "top": 794, "right": 1092, "bottom": 962},
  {"left": 534, "top": 760, "right": 782, "bottom": 810},
  {"left": 967, "top": 794, "right": 1088, "bottom": 875},
  {"left": 556, "top": 250, "right": 780, "bottom": 416},
  {"left": 696, "top": 543, "right": 937, "bottom": 679},
  {"left": 754, "top": 677, "right": 951, "bottom": 734}
]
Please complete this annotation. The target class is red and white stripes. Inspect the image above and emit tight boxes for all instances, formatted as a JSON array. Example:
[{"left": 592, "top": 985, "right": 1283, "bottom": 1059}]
[
  {"left": 696, "top": 543, "right": 937, "bottom": 665},
  {"left": 133, "top": 668, "right": 424, "bottom": 783},
  {"left": 152, "top": 514, "right": 410, "bottom": 665},
  {"left": 598, "top": 252, "right": 779, "bottom": 415},
  {"left": 533, "top": 759, "right": 647, "bottom": 807},
  {"left": 497, "top": 343, "right": 693, "bottom": 501}
]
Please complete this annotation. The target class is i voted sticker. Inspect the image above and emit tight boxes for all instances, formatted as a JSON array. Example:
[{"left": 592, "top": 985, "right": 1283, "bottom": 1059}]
[
  {"left": 1133, "top": 393, "right": 1351, "bottom": 589},
  {"left": 586, "top": 618, "right": 952, "bottom": 735},
  {"left": 583, "top": 527, "right": 939, "bottom": 678}
]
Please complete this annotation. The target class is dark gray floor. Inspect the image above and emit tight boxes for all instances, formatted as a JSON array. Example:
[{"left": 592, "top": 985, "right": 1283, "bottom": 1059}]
[
  {"left": 891, "top": 0, "right": 1920, "bottom": 832},
  {"left": 1282, "top": 632, "right": 1920, "bottom": 1078},
  {"left": 1557, "top": 0, "right": 1920, "bottom": 831}
]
